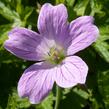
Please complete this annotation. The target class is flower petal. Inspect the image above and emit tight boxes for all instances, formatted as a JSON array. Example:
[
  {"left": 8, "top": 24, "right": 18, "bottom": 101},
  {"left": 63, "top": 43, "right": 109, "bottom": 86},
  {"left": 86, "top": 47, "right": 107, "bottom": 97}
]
[
  {"left": 66, "top": 16, "right": 99, "bottom": 55},
  {"left": 18, "top": 62, "right": 55, "bottom": 104},
  {"left": 55, "top": 56, "right": 88, "bottom": 88},
  {"left": 38, "top": 3, "right": 69, "bottom": 45},
  {"left": 4, "top": 27, "right": 50, "bottom": 61}
]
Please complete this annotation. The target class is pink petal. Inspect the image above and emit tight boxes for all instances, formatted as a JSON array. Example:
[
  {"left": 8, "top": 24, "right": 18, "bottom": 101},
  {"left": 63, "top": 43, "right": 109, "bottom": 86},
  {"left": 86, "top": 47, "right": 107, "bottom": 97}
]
[
  {"left": 37, "top": 3, "right": 69, "bottom": 46},
  {"left": 4, "top": 27, "right": 50, "bottom": 61},
  {"left": 66, "top": 16, "right": 99, "bottom": 55},
  {"left": 18, "top": 62, "right": 55, "bottom": 104},
  {"left": 55, "top": 56, "right": 88, "bottom": 88}
]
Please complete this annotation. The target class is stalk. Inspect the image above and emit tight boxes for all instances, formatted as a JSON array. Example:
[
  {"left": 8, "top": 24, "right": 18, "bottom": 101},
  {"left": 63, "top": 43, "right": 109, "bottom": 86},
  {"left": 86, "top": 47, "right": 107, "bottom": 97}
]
[{"left": 54, "top": 85, "right": 62, "bottom": 109}]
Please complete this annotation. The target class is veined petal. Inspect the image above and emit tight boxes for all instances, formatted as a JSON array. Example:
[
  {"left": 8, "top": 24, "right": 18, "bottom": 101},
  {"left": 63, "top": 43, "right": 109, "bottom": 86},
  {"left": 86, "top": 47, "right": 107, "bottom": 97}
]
[
  {"left": 18, "top": 62, "right": 55, "bottom": 104},
  {"left": 38, "top": 3, "right": 69, "bottom": 45},
  {"left": 4, "top": 27, "right": 50, "bottom": 61},
  {"left": 66, "top": 16, "right": 99, "bottom": 55},
  {"left": 55, "top": 56, "right": 88, "bottom": 88}
]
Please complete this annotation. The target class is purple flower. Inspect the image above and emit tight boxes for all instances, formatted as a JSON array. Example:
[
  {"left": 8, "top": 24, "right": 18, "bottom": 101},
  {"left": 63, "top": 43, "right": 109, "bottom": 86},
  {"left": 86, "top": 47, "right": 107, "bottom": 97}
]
[{"left": 4, "top": 3, "right": 99, "bottom": 104}]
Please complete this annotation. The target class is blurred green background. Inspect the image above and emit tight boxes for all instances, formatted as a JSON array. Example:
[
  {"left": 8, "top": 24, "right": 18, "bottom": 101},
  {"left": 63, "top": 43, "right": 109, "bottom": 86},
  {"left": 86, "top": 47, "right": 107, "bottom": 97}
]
[{"left": 0, "top": 0, "right": 109, "bottom": 109}]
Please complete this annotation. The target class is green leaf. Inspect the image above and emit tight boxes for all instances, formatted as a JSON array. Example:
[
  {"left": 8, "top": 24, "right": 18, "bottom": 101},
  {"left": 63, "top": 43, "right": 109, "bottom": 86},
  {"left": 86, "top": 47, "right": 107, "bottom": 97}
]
[
  {"left": 66, "top": 0, "right": 75, "bottom": 6},
  {"left": 35, "top": 93, "right": 54, "bottom": 109},
  {"left": 16, "top": 0, "right": 22, "bottom": 15},
  {"left": 0, "top": 24, "right": 11, "bottom": 45},
  {"left": 73, "top": 87, "right": 89, "bottom": 100},
  {"left": 94, "top": 42, "right": 109, "bottom": 63},
  {"left": 56, "top": 0, "right": 65, "bottom": 4},
  {"left": 22, "top": 7, "right": 33, "bottom": 22},
  {"left": 90, "top": 0, "right": 105, "bottom": 16},
  {"left": 74, "top": 0, "right": 89, "bottom": 16},
  {"left": 98, "top": 70, "right": 109, "bottom": 109},
  {"left": 6, "top": 88, "right": 31, "bottom": 109},
  {"left": 93, "top": 26, "right": 109, "bottom": 63},
  {"left": 98, "top": 26, "right": 109, "bottom": 41},
  {"left": 59, "top": 87, "right": 90, "bottom": 109},
  {"left": 0, "top": 1, "right": 20, "bottom": 21}
]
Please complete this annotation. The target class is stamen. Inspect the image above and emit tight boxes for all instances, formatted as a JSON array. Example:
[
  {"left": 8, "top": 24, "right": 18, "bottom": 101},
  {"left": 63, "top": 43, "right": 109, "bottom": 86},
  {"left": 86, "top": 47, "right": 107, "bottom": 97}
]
[
  {"left": 47, "top": 52, "right": 51, "bottom": 56},
  {"left": 46, "top": 46, "right": 65, "bottom": 65}
]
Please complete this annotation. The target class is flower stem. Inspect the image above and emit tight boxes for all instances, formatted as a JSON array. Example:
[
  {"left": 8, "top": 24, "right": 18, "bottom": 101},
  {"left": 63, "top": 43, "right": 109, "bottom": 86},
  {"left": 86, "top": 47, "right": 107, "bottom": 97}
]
[{"left": 54, "top": 85, "right": 62, "bottom": 109}]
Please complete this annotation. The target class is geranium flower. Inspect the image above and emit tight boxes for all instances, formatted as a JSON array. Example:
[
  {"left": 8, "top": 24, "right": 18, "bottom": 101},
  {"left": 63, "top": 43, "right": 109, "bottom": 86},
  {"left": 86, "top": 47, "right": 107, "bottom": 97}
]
[{"left": 4, "top": 3, "right": 99, "bottom": 104}]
